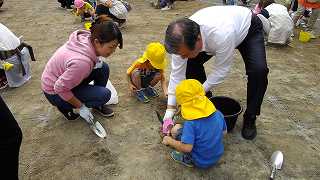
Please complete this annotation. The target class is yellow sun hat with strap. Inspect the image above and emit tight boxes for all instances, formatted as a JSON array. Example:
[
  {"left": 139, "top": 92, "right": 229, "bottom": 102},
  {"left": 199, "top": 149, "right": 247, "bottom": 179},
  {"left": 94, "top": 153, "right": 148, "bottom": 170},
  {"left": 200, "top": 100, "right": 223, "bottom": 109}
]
[
  {"left": 137, "top": 42, "right": 167, "bottom": 70},
  {"left": 176, "top": 79, "right": 216, "bottom": 120}
]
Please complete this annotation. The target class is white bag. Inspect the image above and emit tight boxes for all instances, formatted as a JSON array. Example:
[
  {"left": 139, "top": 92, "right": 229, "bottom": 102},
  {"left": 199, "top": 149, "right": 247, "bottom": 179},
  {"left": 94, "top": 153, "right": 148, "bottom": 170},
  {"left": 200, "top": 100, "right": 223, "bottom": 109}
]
[
  {"left": 106, "top": 80, "right": 118, "bottom": 105},
  {"left": 92, "top": 59, "right": 118, "bottom": 104},
  {"left": 4, "top": 47, "right": 32, "bottom": 87},
  {"left": 89, "top": 79, "right": 119, "bottom": 105}
]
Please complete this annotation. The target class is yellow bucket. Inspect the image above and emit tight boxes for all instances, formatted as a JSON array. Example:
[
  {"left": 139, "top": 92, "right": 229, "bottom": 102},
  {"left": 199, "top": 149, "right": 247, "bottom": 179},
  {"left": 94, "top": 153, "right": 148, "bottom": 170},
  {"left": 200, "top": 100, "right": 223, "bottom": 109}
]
[
  {"left": 299, "top": 31, "right": 311, "bottom": 43},
  {"left": 84, "top": 22, "right": 92, "bottom": 30}
]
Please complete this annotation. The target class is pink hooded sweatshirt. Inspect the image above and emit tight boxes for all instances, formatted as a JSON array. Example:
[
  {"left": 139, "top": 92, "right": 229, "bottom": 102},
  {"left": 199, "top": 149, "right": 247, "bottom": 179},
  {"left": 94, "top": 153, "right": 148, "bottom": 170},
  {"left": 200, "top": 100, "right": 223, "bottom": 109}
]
[{"left": 41, "top": 30, "right": 98, "bottom": 101}]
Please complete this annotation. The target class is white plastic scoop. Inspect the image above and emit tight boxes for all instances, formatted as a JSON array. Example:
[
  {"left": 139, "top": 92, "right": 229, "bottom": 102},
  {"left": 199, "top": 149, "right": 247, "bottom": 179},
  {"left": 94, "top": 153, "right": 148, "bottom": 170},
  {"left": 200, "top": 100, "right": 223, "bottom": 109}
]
[
  {"left": 85, "top": 116, "right": 106, "bottom": 138},
  {"left": 90, "top": 121, "right": 107, "bottom": 138},
  {"left": 270, "top": 151, "right": 284, "bottom": 180}
]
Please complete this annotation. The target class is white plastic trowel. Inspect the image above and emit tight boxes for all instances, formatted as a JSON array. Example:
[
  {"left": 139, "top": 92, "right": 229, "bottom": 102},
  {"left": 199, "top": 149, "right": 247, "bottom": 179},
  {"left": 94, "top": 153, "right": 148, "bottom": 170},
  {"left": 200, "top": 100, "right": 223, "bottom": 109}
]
[
  {"left": 86, "top": 117, "right": 107, "bottom": 138},
  {"left": 269, "top": 151, "right": 284, "bottom": 180}
]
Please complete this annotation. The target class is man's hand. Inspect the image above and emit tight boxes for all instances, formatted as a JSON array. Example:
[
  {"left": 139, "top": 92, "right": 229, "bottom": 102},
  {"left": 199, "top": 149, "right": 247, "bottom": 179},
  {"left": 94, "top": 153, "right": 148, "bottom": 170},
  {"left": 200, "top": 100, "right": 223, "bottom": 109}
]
[
  {"left": 162, "top": 136, "right": 173, "bottom": 146},
  {"left": 163, "top": 108, "right": 176, "bottom": 121}
]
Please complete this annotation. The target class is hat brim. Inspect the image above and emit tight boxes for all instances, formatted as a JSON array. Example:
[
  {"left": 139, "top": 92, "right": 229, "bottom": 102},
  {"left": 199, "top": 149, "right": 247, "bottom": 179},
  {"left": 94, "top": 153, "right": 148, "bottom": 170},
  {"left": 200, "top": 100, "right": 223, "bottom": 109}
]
[
  {"left": 180, "top": 97, "right": 216, "bottom": 120},
  {"left": 150, "top": 58, "right": 167, "bottom": 70},
  {"left": 139, "top": 53, "right": 167, "bottom": 70}
]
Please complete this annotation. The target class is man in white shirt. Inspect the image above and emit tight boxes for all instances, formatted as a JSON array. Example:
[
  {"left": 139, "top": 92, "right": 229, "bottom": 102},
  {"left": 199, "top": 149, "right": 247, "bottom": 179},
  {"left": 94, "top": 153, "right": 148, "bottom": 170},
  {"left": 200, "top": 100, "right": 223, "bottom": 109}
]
[{"left": 163, "top": 6, "right": 269, "bottom": 140}]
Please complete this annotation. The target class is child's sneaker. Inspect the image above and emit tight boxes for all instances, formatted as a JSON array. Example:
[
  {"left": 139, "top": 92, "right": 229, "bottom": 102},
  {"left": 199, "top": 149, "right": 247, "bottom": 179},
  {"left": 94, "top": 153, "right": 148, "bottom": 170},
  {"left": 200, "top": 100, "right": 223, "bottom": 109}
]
[
  {"left": 170, "top": 151, "right": 194, "bottom": 168},
  {"left": 94, "top": 104, "right": 114, "bottom": 117},
  {"left": 161, "top": 5, "right": 172, "bottom": 11},
  {"left": 136, "top": 89, "right": 150, "bottom": 103},
  {"left": 144, "top": 86, "right": 159, "bottom": 97}
]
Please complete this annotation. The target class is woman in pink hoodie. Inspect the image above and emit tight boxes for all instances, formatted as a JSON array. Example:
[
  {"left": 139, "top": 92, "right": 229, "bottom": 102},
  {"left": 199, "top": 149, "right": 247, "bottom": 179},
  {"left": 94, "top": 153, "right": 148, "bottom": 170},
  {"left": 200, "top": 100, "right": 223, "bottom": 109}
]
[{"left": 41, "top": 16, "right": 122, "bottom": 122}]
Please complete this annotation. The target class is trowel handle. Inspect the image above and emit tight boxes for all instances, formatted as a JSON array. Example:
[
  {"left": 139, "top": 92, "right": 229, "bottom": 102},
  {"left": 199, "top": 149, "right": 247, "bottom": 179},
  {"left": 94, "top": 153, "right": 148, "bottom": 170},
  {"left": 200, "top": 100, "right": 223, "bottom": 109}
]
[{"left": 270, "top": 167, "right": 276, "bottom": 180}]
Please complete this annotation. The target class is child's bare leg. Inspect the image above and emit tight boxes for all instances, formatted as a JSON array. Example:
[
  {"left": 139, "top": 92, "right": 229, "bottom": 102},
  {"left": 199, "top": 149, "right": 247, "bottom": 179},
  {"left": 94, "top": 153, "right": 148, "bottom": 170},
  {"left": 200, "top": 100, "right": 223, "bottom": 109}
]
[
  {"left": 130, "top": 69, "right": 142, "bottom": 90},
  {"left": 149, "top": 72, "right": 161, "bottom": 87},
  {"left": 171, "top": 124, "right": 182, "bottom": 139}
]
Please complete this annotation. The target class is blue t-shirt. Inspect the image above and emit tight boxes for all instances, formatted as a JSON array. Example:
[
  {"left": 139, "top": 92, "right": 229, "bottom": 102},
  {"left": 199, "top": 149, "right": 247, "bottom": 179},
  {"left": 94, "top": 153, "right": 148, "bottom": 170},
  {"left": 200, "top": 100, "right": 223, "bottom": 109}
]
[{"left": 181, "top": 111, "right": 226, "bottom": 168}]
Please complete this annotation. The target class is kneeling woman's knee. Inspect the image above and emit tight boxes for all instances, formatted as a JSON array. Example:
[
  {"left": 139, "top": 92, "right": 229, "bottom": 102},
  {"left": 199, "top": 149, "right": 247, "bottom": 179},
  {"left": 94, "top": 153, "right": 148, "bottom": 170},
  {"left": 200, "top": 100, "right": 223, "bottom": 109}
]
[{"left": 97, "top": 87, "right": 111, "bottom": 105}]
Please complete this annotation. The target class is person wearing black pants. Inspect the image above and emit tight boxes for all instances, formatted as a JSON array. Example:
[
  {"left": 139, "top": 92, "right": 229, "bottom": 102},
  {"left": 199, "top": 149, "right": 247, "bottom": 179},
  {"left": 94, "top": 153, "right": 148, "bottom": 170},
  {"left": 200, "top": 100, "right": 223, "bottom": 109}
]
[
  {"left": 0, "top": 95, "right": 23, "bottom": 180},
  {"left": 58, "top": 0, "right": 74, "bottom": 9},
  {"left": 163, "top": 6, "right": 268, "bottom": 140}
]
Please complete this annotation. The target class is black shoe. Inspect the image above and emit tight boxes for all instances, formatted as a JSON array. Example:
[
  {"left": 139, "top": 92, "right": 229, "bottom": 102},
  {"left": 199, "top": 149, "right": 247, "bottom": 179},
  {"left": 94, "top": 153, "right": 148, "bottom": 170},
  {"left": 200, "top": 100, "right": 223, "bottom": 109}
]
[
  {"left": 241, "top": 115, "right": 257, "bottom": 140},
  {"left": 57, "top": 108, "right": 80, "bottom": 121},
  {"left": 66, "top": 6, "right": 72, "bottom": 9},
  {"left": 94, "top": 105, "right": 114, "bottom": 117}
]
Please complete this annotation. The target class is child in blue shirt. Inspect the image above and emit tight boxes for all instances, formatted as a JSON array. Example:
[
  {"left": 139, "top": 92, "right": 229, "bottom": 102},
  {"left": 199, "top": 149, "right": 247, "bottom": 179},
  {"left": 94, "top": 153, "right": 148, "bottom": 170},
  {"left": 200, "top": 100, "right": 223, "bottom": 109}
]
[{"left": 162, "top": 79, "right": 227, "bottom": 168}]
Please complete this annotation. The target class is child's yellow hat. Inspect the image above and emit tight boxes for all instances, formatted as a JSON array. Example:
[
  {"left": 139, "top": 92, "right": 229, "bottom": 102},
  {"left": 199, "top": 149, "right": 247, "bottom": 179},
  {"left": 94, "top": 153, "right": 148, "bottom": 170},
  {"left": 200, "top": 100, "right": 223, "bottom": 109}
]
[
  {"left": 176, "top": 79, "right": 216, "bottom": 120},
  {"left": 138, "top": 42, "right": 167, "bottom": 70}
]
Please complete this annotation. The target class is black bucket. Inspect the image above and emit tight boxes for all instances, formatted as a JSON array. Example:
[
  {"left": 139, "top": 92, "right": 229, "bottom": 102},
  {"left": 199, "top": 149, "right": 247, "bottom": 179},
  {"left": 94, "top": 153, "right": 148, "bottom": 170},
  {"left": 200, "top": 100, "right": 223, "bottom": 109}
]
[{"left": 209, "top": 96, "right": 242, "bottom": 132}]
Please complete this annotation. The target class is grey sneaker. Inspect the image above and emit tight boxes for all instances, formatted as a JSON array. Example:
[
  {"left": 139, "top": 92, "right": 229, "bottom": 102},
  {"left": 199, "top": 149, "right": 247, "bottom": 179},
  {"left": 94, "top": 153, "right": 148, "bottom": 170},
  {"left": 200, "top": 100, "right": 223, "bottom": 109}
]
[
  {"left": 94, "top": 104, "right": 114, "bottom": 117},
  {"left": 170, "top": 151, "right": 194, "bottom": 168},
  {"left": 136, "top": 89, "right": 150, "bottom": 103},
  {"left": 144, "top": 86, "right": 159, "bottom": 97},
  {"left": 161, "top": 5, "right": 172, "bottom": 11}
]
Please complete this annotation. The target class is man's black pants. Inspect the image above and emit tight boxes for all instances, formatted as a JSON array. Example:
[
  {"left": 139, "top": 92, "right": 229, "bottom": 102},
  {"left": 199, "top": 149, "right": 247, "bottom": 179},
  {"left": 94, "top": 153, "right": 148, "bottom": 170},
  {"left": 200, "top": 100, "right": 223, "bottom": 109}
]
[
  {"left": 0, "top": 96, "right": 23, "bottom": 180},
  {"left": 186, "top": 14, "right": 269, "bottom": 118}
]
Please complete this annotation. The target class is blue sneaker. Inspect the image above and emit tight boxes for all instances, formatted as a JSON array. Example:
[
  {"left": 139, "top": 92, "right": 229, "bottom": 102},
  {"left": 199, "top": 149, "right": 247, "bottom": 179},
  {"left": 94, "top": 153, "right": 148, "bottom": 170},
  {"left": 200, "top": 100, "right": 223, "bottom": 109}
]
[
  {"left": 136, "top": 89, "right": 150, "bottom": 103},
  {"left": 144, "top": 86, "right": 159, "bottom": 97},
  {"left": 170, "top": 151, "right": 194, "bottom": 168}
]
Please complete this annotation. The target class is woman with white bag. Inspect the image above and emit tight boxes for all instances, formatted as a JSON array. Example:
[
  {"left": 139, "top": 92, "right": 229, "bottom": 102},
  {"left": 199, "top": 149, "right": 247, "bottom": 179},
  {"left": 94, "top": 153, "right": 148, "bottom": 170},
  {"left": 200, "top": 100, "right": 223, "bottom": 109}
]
[{"left": 41, "top": 16, "right": 122, "bottom": 122}]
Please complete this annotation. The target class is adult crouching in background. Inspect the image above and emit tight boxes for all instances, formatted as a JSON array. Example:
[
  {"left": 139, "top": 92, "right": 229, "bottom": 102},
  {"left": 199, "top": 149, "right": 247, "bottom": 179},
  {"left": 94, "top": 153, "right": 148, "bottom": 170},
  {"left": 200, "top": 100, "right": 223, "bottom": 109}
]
[{"left": 96, "top": 0, "right": 130, "bottom": 28}]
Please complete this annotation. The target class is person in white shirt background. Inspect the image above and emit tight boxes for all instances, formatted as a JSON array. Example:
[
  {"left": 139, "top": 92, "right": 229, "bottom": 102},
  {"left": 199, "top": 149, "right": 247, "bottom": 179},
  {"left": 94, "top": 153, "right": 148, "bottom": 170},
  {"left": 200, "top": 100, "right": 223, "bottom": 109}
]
[
  {"left": 256, "top": 0, "right": 294, "bottom": 45},
  {"left": 163, "top": 6, "right": 269, "bottom": 140}
]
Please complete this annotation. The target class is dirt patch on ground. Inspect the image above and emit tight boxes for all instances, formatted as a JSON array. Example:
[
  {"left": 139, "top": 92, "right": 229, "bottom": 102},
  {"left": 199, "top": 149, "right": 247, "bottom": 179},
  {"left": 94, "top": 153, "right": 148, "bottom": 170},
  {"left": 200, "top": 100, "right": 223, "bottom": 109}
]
[{"left": 1, "top": 0, "right": 319, "bottom": 179}]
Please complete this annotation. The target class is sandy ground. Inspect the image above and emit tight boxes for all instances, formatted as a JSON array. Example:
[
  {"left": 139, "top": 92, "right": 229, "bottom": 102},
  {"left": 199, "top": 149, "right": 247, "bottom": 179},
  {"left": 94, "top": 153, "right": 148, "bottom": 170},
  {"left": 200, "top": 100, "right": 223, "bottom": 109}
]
[{"left": 0, "top": 0, "right": 320, "bottom": 179}]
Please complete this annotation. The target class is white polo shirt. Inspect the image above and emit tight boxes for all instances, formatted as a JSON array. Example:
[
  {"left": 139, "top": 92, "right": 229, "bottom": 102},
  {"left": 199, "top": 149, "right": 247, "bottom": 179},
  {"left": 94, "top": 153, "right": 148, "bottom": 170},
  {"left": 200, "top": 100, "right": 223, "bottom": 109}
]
[
  {"left": 0, "top": 23, "right": 20, "bottom": 51},
  {"left": 167, "top": 6, "right": 252, "bottom": 106}
]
